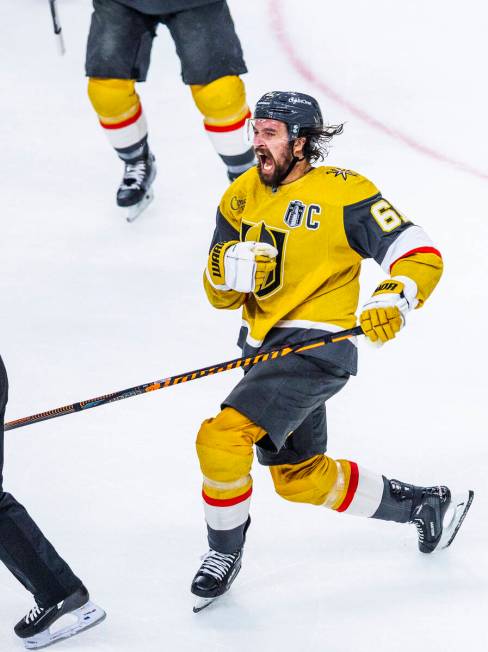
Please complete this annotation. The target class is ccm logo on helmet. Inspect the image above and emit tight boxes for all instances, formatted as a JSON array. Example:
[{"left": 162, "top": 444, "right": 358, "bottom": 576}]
[{"left": 288, "top": 96, "right": 312, "bottom": 105}]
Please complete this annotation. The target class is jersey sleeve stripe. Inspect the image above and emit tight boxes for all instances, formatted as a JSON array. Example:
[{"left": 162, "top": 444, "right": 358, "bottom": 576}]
[
  {"left": 380, "top": 225, "right": 436, "bottom": 274},
  {"left": 390, "top": 246, "right": 442, "bottom": 271}
]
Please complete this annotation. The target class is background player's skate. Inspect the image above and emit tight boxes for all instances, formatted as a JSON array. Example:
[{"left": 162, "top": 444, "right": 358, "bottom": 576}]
[{"left": 116, "top": 150, "right": 157, "bottom": 222}]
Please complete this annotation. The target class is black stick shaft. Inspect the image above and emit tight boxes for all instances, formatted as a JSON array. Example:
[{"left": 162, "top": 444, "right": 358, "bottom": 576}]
[
  {"left": 49, "top": 0, "right": 61, "bottom": 34},
  {"left": 5, "top": 326, "right": 363, "bottom": 431},
  {"left": 48, "top": 0, "right": 65, "bottom": 54}
]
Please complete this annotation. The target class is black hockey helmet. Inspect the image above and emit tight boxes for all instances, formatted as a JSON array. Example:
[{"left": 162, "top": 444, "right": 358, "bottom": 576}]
[{"left": 253, "top": 91, "right": 323, "bottom": 139}]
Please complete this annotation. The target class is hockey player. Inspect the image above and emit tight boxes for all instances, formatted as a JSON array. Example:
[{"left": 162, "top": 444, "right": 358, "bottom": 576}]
[
  {"left": 0, "top": 357, "right": 105, "bottom": 648},
  {"left": 191, "top": 91, "right": 473, "bottom": 612},
  {"left": 86, "top": 0, "right": 255, "bottom": 220}
]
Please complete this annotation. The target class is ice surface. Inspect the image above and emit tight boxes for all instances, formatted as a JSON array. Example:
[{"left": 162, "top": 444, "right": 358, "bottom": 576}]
[{"left": 1, "top": 1, "right": 487, "bottom": 650}]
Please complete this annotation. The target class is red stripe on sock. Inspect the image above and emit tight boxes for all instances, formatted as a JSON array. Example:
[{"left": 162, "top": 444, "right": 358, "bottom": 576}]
[
  {"left": 100, "top": 104, "right": 142, "bottom": 130},
  {"left": 390, "top": 246, "right": 442, "bottom": 271},
  {"left": 336, "top": 462, "right": 359, "bottom": 512},
  {"left": 204, "top": 111, "right": 251, "bottom": 133},
  {"left": 202, "top": 486, "right": 252, "bottom": 507}
]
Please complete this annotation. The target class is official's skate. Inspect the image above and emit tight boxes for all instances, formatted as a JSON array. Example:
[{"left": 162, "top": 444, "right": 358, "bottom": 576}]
[
  {"left": 191, "top": 548, "right": 243, "bottom": 613},
  {"left": 14, "top": 585, "right": 105, "bottom": 650},
  {"left": 117, "top": 151, "right": 157, "bottom": 223},
  {"left": 410, "top": 485, "right": 474, "bottom": 553}
]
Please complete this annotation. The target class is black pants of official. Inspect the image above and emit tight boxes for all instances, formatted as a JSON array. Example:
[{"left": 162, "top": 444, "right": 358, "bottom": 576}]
[{"left": 0, "top": 356, "right": 82, "bottom": 608}]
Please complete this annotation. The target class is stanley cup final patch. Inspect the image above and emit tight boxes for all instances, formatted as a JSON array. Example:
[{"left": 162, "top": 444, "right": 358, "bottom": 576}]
[{"left": 283, "top": 200, "right": 306, "bottom": 228}]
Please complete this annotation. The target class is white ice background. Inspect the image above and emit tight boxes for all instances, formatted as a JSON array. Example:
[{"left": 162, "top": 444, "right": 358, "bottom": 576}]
[{"left": 1, "top": 1, "right": 487, "bottom": 650}]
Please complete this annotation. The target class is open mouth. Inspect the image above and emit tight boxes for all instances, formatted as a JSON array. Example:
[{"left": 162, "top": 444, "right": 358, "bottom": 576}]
[{"left": 257, "top": 151, "right": 275, "bottom": 174}]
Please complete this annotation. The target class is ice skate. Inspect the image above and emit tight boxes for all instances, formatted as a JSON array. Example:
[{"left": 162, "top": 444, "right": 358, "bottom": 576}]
[
  {"left": 191, "top": 548, "right": 243, "bottom": 613},
  {"left": 410, "top": 485, "right": 474, "bottom": 553},
  {"left": 117, "top": 151, "right": 156, "bottom": 222},
  {"left": 14, "top": 585, "right": 106, "bottom": 650}
]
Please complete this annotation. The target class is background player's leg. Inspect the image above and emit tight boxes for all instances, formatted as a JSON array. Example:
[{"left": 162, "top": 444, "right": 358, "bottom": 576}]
[
  {"left": 0, "top": 357, "right": 105, "bottom": 646},
  {"left": 166, "top": 1, "right": 255, "bottom": 181},
  {"left": 190, "top": 77, "right": 255, "bottom": 181},
  {"left": 88, "top": 78, "right": 156, "bottom": 218},
  {"left": 88, "top": 78, "right": 149, "bottom": 168},
  {"left": 85, "top": 0, "right": 157, "bottom": 215}
]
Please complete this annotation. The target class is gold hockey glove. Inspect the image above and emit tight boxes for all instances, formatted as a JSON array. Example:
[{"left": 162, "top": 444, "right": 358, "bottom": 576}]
[{"left": 360, "top": 277, "right": 418, "bottom": 343}]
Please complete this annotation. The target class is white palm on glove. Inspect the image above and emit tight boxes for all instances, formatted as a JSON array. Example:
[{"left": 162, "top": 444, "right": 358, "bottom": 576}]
[{"left": 224, "top": 241, "right": 278, "bottom": 293}]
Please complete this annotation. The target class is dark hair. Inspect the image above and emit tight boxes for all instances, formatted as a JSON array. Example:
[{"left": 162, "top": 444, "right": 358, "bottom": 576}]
[{"left": 298, "top": 123, "right": 344, "bottom": 163}]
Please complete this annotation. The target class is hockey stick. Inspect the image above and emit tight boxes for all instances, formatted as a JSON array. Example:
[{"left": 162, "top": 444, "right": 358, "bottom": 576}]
[
  {"left": 48, "top": 0, "right": 65, "bottom": 55},
  {"left": 4, "top": 326, "right": 363, "bottom": 432}
]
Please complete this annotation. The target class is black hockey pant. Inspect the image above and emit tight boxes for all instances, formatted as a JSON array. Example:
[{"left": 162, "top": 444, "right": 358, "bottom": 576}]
[{"left": 0, "top": 356, "right": 82, "bottom": 608}]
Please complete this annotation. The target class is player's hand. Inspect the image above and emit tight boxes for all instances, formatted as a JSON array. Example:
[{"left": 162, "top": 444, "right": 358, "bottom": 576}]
[
  {"left": 224, "top": 241, "right": 277, "bottom": 293},
  {"left": 252, "top": 243, "right": 278, "bottom": 292},
  {"left": 207, "top": 240, "right": 278, "bottom": 293},
  {"left": 360, "top": 277, "right": 417, "bottom": 343}
]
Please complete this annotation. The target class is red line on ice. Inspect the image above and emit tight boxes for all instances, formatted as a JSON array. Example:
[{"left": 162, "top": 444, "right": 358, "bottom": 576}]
[{"left": 268, "top": 0, "right": 488, "bottom": 182}]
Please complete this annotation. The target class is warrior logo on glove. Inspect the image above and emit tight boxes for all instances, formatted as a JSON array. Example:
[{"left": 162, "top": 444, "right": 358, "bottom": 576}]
[
  {"left": 374, "top": 281, "right": 403, "bottom": 294},
  {"left": 360, "top": 277, "right": 417, "bottom": 343}
]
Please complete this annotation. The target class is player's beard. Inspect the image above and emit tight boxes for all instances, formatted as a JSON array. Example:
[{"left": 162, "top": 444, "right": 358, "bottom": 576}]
[{"left": 255, "top": 146, "right": 293, "bottom": 187}]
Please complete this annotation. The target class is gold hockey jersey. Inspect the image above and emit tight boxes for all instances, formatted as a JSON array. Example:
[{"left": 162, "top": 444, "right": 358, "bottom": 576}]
[{"left": 204, "top": 165, "right": 443, "bottom": 373}]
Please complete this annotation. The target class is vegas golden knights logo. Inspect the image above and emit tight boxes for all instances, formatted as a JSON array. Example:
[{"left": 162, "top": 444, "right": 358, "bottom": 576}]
[
  {"left": 284, "top": 200, "right": 305, "bottom": 228},
  {"left": 241, "top": 220, "right": 287, "bottom": 299},
  {"left": 325, "top": 167, "right": 358, "bottom": 181}
]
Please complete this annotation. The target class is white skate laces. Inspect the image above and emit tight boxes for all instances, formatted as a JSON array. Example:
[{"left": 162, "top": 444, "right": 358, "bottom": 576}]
[
  {"left": 412, "top": 516, "right": 425, "bottom": 543},
  {"left": 25, "top": 604, "right": 44, "bottom": 624},
  {"left": 199, "top": 550, "right": 239, "bottom": 581},
  {"left": 121, "top": 160, "right": 147, "bottom": 190}
]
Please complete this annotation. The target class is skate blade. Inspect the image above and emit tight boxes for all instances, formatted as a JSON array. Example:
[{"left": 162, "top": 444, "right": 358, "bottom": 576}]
[
  {"left": 24, "top": 601, "right": 106, "bottom": 650},
  {"left": 438, "top": 490, "right": 474, "bottom": 550},
  {"left": 193, "top": 596, "right": 217, "bottom": 613},
  {"left": 126, "top": 187, "right": 154, "bottom": 223}
]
